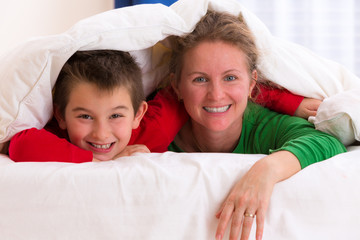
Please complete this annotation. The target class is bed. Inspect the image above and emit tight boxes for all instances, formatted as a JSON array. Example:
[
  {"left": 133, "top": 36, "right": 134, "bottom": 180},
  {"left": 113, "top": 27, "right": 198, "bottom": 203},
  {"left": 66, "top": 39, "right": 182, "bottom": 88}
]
[{"left": 1, "top": 0, "right": 360, "bottom": 239}]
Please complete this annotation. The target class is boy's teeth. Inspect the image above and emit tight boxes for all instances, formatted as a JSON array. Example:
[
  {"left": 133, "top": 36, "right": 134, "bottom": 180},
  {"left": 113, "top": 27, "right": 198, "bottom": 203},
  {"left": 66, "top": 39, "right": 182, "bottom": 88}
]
[
  {"left": 204, "top": 105, "right": 230, "bottom": 113},
  {"left": 91, "top": 143, "right": 112, "bottom": 149}
]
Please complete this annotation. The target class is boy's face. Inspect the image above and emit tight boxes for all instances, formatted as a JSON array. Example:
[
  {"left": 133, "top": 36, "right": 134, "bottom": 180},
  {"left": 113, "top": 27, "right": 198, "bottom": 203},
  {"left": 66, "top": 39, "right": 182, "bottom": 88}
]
[{"left": 56, "top": 82, "right": 145, "bottom": 161}]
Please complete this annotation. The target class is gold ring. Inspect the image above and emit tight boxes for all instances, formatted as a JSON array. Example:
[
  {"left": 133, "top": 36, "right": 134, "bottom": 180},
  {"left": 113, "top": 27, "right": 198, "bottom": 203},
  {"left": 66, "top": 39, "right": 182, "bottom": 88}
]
[{"left": 244, "top": 212, "right": 255, "bottom": 218}]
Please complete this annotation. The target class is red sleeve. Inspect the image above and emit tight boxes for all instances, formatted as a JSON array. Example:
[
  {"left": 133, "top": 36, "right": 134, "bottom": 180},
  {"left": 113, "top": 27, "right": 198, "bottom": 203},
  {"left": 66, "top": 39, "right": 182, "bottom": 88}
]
[
  {"left": 253, "top": 84, "right": 304, "bottom": 116},
  {"left": 129, "top": 87, "right": 188, "bottom": 152},
  {"left": 9, "top": 128, "right": 92, "bottom": 163}
]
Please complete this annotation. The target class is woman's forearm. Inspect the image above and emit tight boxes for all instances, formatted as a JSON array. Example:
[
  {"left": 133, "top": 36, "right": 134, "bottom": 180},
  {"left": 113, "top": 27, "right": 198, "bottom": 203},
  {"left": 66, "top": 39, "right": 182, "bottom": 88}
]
[{"left": 256, "top": 150, "right": 301, "bottom": 184}]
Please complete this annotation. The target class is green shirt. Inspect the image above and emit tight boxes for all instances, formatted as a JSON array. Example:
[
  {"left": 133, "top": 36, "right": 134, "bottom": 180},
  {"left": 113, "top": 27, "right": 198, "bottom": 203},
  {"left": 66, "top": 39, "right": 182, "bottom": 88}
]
[{"left": 168, "top": 102, "right": 346, "bottom": 169}]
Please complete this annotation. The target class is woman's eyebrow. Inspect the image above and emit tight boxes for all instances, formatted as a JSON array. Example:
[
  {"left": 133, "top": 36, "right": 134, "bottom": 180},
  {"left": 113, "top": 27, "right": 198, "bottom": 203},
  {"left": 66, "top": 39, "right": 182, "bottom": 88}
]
[
  {"left": 186, "top": 71, "right": 206, "bottom": 76},
  {"left": 223, "top": 69, "right": 243, "bottom": 74}
]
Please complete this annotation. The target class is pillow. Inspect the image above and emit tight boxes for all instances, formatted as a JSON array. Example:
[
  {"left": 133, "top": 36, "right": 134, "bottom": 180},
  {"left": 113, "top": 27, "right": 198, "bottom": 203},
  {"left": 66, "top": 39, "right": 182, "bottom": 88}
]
[{"left": 309, "top": 89, "right": 360, "bottom": 146}]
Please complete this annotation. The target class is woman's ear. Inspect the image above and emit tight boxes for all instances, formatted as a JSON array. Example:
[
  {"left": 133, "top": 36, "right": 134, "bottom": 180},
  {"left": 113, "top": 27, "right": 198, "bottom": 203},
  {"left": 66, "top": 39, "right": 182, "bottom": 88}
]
[
  {"left": 54, "top": 105, "right": 67, "bottom": 130},
  {"left": 132, "top": 101, "right": 148, "bottom": 129},
  {"left": 170, "top": 73, "right": 181, "bottom": 100},
  {"left": 249, "top": 70, "right": 258, "bottom": 93}
]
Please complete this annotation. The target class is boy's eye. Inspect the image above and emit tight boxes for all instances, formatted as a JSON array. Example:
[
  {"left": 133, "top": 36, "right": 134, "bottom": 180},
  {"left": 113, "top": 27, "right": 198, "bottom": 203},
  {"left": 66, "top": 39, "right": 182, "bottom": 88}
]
[
  {"left": 193, "top": 77, "right": 207, "bottom": 83},
  {"left": 224, "top": 75, "right": 236, "bottom": 81},
  {"left": 78, "top": 114, "right": 92, "bottom": 120},
  {"left": 110, "top": 113, "right": 123, "bottom": 119}
]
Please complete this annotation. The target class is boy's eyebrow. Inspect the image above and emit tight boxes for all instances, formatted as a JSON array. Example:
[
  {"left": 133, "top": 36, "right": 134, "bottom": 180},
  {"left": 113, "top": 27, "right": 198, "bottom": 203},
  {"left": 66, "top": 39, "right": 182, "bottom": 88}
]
[
  {"left": 72, "top": 107, "right": 90, "bottom": 112},
  {"left": 112, "top": 105, "right": 130, "bottom": 111},
  {"left": 72, "top": 105, "right": 130, "bottom": 112}
]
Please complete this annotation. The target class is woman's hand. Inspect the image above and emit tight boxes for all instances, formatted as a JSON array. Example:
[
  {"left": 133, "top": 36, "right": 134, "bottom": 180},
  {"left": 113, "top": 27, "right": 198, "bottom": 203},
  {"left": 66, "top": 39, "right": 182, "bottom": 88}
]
[
  {"left": 294, "top": 98, "right": 322, "bottom": 119},
  {"left": 215, "top": 151, "right": 301, "bottom": 240}
]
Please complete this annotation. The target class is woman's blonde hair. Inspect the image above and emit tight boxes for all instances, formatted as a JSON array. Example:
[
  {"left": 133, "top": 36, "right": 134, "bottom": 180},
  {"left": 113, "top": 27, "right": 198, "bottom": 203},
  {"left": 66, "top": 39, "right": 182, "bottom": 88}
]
[{"left": 169, "top": 10, "right": 260, "bottom": 85}]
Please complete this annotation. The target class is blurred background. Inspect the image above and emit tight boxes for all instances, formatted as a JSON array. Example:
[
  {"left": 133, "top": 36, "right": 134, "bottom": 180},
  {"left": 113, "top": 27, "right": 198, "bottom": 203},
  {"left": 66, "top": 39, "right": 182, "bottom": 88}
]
[{"left": 1, "top": 0, "right": 359, "bottom": 76}]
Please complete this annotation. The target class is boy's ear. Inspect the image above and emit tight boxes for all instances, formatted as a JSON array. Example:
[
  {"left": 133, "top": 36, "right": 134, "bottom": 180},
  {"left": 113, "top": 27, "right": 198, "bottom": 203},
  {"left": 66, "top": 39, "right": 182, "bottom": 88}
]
[
  {"left": 132, "top": 101, "right": 148, "bottom": 129},
  {"left": 170, "top": 73, "right": 181, "bottom": 100},
  {"left": 53, "top": 105, "right": 67, "bottom": 130}
]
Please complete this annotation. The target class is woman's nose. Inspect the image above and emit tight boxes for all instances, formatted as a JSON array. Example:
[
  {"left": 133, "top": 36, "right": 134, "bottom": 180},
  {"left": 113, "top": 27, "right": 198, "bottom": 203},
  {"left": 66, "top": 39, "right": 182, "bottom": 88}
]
[{"left": 207, "top": 80, "right": 225, "bottom": 100}]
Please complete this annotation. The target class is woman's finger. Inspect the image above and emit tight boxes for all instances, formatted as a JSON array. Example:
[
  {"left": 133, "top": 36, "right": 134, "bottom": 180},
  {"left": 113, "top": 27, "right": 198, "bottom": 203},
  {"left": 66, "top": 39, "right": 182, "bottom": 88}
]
[
  {"left": 228, "top": 208, "right": 245, "bottom": 240},
  {"left": 215, "top": 201, "right": 235, "bottom": 240},
  {"left": 255, "top": 207, "right": 266, "bottom": 240},
  {"left": 239, "top": 211, "right": 255, "bottom": 240},
  {"left": 215, "top": 200, "right": 226, "bottom": 219}
]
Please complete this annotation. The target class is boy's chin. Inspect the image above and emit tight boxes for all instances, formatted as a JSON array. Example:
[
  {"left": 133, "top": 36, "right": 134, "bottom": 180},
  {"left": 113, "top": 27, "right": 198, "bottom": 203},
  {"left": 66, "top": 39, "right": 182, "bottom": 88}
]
[{"left": 93, "top": 153, "right": 113, "bottom": 162}]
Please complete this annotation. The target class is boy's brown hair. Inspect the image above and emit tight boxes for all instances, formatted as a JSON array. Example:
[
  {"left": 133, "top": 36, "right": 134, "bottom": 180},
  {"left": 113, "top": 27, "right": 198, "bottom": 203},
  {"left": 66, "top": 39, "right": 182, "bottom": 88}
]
[{"left": 53, "top": 50, "right": 144, "bottom": 117}]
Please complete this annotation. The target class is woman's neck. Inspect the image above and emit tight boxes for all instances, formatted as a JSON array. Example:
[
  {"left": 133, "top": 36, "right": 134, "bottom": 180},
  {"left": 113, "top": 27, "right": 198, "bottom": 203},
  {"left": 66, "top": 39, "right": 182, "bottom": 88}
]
[{"left": 175, "top": 120, "right": 242, "bottom": 153}]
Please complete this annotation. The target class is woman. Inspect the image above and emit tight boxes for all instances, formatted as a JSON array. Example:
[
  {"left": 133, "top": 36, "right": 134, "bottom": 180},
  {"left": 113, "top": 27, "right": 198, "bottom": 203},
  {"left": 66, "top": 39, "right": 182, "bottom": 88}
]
[{"left": 167, "top": 11, "right": 346, "bottom": 240}]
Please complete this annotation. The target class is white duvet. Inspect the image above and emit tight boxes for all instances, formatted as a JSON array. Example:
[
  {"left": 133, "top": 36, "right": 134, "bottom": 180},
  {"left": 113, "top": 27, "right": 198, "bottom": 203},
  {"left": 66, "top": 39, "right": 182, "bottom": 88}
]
[
  {"left": 0, "top": 0, "right": 359, "bottom": 147},
  {"left": 1, "top": 0, "right": 360, "bottom": 239},
  {"left": 1, "top": 147, "right": 360, "bottom": 239}
]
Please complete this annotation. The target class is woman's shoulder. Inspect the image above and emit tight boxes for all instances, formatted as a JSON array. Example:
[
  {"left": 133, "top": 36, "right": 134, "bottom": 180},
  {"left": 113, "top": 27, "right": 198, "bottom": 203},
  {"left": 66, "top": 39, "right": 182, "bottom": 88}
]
[
  {"left": 244, "top": 101, "right": 277, "bottom": 122},
  {"left": 244, "top": 101, "right": 310, "bottom": 127}
]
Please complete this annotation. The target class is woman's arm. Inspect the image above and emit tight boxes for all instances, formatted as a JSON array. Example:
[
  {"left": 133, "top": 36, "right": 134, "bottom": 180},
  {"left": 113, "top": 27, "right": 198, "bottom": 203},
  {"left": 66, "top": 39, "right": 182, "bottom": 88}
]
[{"left": 216, "top": 104, "right": 346, "bottom": 240}]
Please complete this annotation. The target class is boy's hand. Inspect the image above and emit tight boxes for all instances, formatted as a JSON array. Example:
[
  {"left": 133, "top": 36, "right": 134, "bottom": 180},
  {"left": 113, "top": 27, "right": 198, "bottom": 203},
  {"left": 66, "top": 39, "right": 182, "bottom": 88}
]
[
  {"left": 113, "top": 144, "right": 150, "bottom": 159},
  {"left": 294, "top": 98, "right": 322, "bottom": 119},
  {"left": 92, "top": 145, "right": 150, "bottom": 162}
]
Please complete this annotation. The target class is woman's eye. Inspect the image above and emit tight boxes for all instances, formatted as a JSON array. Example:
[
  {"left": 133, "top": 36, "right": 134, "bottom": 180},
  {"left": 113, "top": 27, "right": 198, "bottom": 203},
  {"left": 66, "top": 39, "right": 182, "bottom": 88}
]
[
  {"left": 194, "top": 77, "right": 207, "bottom": 83},
  {"left": 224, "top": 75, "right": 236, "bottom": 81}
]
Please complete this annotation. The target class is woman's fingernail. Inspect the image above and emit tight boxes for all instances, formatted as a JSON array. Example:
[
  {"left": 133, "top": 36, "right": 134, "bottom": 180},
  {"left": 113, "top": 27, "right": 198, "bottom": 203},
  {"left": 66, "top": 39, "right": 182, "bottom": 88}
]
[{"left": 216, "top": 234, "right": 222, "bottom": 240}]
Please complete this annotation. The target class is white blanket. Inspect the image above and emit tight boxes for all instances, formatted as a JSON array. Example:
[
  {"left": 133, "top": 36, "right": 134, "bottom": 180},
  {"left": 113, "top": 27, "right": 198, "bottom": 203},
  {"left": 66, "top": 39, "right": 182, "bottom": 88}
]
[
  {"left": 0, "top": 0, "right": 359, "bottom": 148},
  {"left": 1, "top": 147, "right": 360, "bottom": 239}
]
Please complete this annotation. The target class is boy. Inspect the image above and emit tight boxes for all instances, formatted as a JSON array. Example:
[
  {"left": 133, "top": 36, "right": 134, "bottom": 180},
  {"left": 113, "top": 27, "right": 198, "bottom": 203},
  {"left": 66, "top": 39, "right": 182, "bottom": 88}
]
[{"left": 9, "top": 50, "right": 188, "bottom": 162}]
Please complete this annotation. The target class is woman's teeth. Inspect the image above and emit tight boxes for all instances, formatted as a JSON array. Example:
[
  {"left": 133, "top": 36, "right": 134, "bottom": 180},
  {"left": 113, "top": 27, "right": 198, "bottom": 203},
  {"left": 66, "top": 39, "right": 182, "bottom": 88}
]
[{"left": 204, "top": 105, "right": 230, "bottom": 113}]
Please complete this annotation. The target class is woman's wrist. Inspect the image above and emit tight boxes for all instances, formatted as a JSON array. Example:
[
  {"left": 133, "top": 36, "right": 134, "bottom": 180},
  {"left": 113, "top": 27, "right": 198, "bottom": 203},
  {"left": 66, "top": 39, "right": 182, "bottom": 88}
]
[{"left": 256, "top": 151, "right": 301, "bottom": 184}]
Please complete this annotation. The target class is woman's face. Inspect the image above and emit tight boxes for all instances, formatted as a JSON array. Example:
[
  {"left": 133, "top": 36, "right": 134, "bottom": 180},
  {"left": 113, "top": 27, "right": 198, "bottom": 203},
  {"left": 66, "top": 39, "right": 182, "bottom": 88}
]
[{"left": 173, "top": 40, "right": 256, "bottom": 133}]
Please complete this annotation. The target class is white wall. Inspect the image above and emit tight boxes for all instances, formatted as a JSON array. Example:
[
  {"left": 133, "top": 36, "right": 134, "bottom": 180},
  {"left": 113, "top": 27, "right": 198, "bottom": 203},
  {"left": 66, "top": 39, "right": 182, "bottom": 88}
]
[{"left": 0, "top": 0, "right": 114, "bottom": 55}]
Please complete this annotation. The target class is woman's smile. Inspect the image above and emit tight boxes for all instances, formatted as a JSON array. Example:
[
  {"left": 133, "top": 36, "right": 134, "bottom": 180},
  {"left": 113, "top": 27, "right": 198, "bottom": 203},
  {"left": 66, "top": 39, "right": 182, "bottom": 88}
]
[{"left": 203, "top": 105, "right": 231, "bottom": 113}]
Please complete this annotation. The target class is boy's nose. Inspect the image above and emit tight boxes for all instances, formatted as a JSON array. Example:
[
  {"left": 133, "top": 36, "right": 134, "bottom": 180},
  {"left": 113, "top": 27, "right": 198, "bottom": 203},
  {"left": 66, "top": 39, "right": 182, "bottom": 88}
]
[{"left": 92, "top": 121, "right": 110, "bottom": 140}]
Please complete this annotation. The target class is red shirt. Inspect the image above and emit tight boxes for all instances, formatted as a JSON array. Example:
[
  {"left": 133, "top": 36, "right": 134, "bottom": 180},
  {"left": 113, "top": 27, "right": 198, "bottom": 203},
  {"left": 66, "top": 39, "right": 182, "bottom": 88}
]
[
  {"left": 9, "top": 88, "right": 188, "bottom": 163},
  {"left": 253, "top": 84, "right": 304, "bottom": 116},
  {"left": 9, "top": 85, "right": 303, "bottom": 163}
]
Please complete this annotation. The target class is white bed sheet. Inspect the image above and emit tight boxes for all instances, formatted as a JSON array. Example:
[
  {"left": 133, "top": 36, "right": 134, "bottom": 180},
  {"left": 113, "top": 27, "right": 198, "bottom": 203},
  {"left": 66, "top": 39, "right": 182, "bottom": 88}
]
[{"left": 0, "top": 147, "right": 359, "bottom": 240}]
